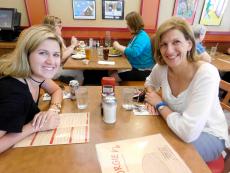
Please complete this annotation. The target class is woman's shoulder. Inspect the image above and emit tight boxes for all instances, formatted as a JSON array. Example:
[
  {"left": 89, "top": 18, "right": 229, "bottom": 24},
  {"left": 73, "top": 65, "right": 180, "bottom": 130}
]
[
  {"left": 195, "top": 62, "right": 220, "bottom": 80},
  {"left": 198, "top": 62, "right": 218, "bottom": 73},
  {"left": 138, "top": 30, "right": 149, "bottom": 37},
  {"left": 0, "top": 76, "right": 27, "bottom": 91},
  {"left": 153, "top": 63, "right": 167, "bottom": 71}
]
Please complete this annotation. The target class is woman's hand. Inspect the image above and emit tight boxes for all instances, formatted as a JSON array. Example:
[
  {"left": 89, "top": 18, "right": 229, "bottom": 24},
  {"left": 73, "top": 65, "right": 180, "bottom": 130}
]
[
  {"left": 38, "top": 114, "right": 60, "bottom": 132},
  {"left": 145, "top": 90, "right": 162, "bottom": 107},
  {"left": 113, "top": 41, "right": 126, "bottom": 53},
  {"left": 113, "top": 41, "right": 120, "bottom": 49},
  {"left": 71, "top": 36, "right": 78, "bottom": 48},
  {"left": 32, "top": 110, "right": 59, "bottom": 131},
  {"left": 145, "top": 102, "right": 156, "bottom": 114}
]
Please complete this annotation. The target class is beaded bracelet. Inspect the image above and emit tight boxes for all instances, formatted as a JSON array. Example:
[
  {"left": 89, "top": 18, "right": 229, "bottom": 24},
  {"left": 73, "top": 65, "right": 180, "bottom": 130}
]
[
  {"left": 50, "top": 103, "right": 62, "bottom": 110},
  {"left": 49, "top": 108, "right": 60, "bottom": 113}
]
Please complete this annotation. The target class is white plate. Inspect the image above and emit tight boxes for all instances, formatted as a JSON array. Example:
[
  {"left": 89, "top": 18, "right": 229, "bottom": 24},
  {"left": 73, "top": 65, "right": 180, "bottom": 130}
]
[
  {"left": 108, "top": 53, "right": 122, "bottom": 57},
  {"left": 71, "top": 53, "right": 86, "bottom": 60}
]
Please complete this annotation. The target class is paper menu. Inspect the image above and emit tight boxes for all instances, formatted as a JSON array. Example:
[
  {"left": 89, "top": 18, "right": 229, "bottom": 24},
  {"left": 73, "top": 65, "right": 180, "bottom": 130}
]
[
  {"left": 14, "top": 112, "right": 90, "bottom": 148},
  {"left": 96, "top": 134, "right": 192, "bottom": 173}
]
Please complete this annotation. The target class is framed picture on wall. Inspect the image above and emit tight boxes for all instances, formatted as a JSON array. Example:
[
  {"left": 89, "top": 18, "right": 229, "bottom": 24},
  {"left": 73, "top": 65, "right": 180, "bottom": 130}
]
[
  {"left": 173, "top": 0, "right": 199, "bottom": 24},
  {"left": 200, "top": 0, "right": 228, "bottom": 26},
  {"left": 102, "top": 0, "right": 124, "bottom": 20},
  {"left": 72, "top": 0, "right": 96, "bottom": 20}
]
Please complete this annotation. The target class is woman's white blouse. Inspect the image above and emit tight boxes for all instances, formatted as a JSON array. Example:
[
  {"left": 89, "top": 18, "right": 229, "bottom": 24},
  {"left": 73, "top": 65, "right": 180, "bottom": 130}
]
[{"left": 145, "top": 63, "right": 230, "bottom": 147}]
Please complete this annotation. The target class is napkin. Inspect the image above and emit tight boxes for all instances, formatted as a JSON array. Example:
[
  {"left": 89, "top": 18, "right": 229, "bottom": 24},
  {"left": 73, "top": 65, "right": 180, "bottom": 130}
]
[
  {"left": 43, "top": 91, "right": 71, "bottom": 101},
  {"left": 132, "top": 104, "right": 157, "bottom": 116},
  {"left": 97, "top": 60, "right": 115, "bottom": 65}
]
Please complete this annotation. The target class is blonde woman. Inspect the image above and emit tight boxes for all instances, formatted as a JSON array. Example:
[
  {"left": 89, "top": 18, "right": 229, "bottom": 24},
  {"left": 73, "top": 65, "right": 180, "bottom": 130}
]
[
  {"left": 144, "top": 17, "right": 229, "bottom": 162},
  {"left": 0, "top": 25, "right": 62, "bottom": 153},
  {"left": 43, "top": 15, "right": 84, "bottom": 85}
]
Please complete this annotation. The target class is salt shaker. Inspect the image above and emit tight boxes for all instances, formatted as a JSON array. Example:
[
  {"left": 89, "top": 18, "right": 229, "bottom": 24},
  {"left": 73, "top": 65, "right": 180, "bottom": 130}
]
[
  {"left": 102, "top": 95, "right": 117, "bottom": 124},
  {"left": 69, "top": 80, "right": 79, "bottom": 100}
]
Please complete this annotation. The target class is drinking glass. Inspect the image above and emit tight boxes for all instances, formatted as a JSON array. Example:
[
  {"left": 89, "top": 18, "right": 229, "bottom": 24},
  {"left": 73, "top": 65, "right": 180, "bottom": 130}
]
[
  {"left": 122, "top": 88, "right": 135, "bottom": 110},
  {"left": 75, "top": 87, "right": 88, "bottom": 109}
]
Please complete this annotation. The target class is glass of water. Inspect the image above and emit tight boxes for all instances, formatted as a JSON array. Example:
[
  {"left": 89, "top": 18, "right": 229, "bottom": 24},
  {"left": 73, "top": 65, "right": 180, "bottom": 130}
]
[
  {"left": 122, "top": 88, "right": 135, "bottom": 110},
  {"left": 75, "top": 87, "right": 88, "bottom": 109}
]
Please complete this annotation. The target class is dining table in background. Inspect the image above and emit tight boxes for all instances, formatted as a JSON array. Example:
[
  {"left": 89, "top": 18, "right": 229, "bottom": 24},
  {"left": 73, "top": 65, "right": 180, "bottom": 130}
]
[
  {"left": 63, "top": 48, "right": 132, "bottom": 71},
  {"left": 0, "top": 86, "right": 211, "bottom": 173},
  {"left": 211, "top": 51, "right": 230, "bottom": 72}
]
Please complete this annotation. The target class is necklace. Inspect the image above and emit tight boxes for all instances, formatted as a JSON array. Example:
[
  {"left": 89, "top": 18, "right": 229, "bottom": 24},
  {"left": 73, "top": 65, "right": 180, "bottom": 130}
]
[{"left": 29, "top": 76, "right": 44, "bottom": 84}]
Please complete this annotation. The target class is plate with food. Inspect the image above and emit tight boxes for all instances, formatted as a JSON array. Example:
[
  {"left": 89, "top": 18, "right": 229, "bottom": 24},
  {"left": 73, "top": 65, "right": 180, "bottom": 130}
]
[
  {"left": 109, "top": 47, "right": 122, "bottom": 57},
  {"left": 71, "top": 52, "right": 86, "bottom": 60}
]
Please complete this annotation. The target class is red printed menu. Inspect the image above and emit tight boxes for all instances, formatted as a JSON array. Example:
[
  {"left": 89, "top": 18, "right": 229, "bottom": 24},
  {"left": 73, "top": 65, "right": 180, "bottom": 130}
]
[{"left": 14, "top": 112, "right": 90, "bottom": 148}]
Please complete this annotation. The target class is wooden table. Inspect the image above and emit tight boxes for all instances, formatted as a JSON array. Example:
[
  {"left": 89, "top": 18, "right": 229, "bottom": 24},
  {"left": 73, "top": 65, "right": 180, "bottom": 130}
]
[
  {"left": 211, "top": 52, "right": 230, "bottom": 72},
  {"left": 0, "top": 41, "right": 16, "bottom": 56},
  {"left": 0, "top": 86, "right": 211, "bottom": 173},
  {"left": 63, "top": 49, "right": 132, "bottom": 70}
]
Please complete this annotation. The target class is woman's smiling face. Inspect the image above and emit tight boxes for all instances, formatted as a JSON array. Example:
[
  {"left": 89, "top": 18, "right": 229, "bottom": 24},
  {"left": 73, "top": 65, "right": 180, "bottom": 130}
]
[
  {"left": 159, "top": 29, "right": 192, "bottom": 68},
  {"left": 28, "top": 39, "right": 61, "bottom": 80}
]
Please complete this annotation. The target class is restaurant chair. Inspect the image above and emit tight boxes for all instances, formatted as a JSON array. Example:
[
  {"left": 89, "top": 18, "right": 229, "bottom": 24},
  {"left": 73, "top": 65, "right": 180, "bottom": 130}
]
[{"left": 206, "top": 80, "right": 230, "bottom": 173}]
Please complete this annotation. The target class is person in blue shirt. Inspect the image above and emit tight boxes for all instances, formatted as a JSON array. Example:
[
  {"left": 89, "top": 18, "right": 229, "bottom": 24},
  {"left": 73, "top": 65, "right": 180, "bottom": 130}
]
[
  {"left": 112, "top": 11, "right": 155, "bottom": 82},
  {"left": 193, "top": 24, "right": 211, "bottom": 62}
]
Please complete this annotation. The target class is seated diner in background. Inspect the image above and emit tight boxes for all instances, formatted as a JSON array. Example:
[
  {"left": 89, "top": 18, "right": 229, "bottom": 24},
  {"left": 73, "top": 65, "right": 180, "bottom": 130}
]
[
  {"left": 0, "top": 25, "right": 62, "bottom": 153},
  {"left": 192, "top": 24, "right": 212, "bottom": 63},
  {"left": 221, "top": 47, "right": 230, "bottom": 83},
  {"left": 144, "top": 16, "right": 229, "bottom": 162},
  {"left": 43, "top": 15, "right": 84, "bottom": 85},
  {"left": 112, "top": 11, "right": 155, "bottom": 82},
  {"left": 227, "top": 47, "right": 230, "bottom": 55}
]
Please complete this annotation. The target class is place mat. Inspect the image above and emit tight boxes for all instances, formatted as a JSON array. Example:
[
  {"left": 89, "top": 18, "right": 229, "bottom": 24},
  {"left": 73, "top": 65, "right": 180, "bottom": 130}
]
[
  {"left": 14, "top": 112, "right": 90, "bottom": 148},
  {"left": 96, "top": 134, "right": 192, "bottom": 173}
]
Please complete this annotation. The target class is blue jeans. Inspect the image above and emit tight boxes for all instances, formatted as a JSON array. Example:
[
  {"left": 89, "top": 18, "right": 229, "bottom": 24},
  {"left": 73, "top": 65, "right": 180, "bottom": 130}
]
[{"left": 192, "top": 132, "right": 225, "bottom": 162}]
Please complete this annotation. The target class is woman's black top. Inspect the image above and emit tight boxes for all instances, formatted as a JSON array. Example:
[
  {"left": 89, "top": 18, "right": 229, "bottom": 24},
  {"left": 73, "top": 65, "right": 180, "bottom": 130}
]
[{"left": 0, "top": 76, "right": 40, "bottom": 132}]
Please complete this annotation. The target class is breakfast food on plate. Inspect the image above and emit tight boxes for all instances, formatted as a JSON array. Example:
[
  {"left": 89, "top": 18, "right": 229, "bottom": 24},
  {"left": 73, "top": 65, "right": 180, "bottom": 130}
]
[
  {"left": 79, "top": 41, "right": 86, "bottom": 48},
  {"left": 109, "top": 47, "right": 121, "bottom": 55}
]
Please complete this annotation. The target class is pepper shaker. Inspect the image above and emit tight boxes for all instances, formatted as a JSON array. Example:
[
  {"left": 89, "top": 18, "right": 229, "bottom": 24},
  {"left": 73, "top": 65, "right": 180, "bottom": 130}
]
[{"left": 69, "top": 80, "right": 79, "bottom": 100}]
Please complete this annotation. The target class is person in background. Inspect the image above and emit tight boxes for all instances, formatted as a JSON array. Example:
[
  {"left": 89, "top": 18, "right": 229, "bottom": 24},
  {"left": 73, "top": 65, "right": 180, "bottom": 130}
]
[
  {"left": 43, "top": 15, "right": 84, "bottom": 85},
  {"left": 193, "top": 24, "right": 212, "bottom": 62},
  {"left": 0, "top": 25, "right": 62, "bottom": 153},
  {"left": 112, "top": 11, "right": 154, "bottom": 82},
  {"left": 144, "top": 17, "right": 229, "bottom": 162},
  {"left": 221, "top": 48, "right": 230, "bottom": 83},
  {"left": 227, "top": 47, "right": 230, "bottom": 55}
]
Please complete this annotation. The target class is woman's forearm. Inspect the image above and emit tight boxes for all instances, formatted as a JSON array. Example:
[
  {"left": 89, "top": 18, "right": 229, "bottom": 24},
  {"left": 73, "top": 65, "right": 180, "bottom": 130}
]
[{"left": 0, "top": 123, "right": 34, "bottom": 154}]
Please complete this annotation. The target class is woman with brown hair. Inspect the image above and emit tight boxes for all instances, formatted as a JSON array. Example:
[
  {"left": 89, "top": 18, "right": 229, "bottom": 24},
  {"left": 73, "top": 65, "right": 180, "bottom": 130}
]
[
  {"left": 112, "top": 11, "right": 155, "bottom": 82},
  {"left": 144, "top": 17, "right": 229, "bottom": 162}
]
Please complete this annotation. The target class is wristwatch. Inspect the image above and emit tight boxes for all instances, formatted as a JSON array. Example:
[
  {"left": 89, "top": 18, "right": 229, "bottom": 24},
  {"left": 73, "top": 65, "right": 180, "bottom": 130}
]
[{"left": 155, "top": 101, "right": 168, "bottom": 111}]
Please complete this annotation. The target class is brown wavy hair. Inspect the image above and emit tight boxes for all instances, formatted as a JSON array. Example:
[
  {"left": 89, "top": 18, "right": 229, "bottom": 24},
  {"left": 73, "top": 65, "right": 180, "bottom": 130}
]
[
  {"left": 154, "top": 16, "right": 196, "bottom": 65},
  {"left": 125, "top": 11, "right": 144, "bottom": 35}
]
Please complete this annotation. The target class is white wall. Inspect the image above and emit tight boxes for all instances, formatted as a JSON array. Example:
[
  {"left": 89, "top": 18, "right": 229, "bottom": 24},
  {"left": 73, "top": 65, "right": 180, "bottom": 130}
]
[{"left": 0, "top": 0, "right": 29, "bottom": 26}]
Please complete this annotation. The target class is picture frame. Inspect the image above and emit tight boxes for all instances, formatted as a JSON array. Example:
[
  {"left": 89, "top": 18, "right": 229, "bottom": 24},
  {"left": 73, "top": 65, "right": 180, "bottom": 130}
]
[
  {"left": 72, "top": 0, "right": 96, "bottom": 20},
  {"left": 173, "top": 0, "right": 199, "bottom": 24},
  {"left": 102, "top": 0, "right": 124, "bottom": 20},
  {"left": 199, "top": 0, "right": 228, "bottom": 26}
]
